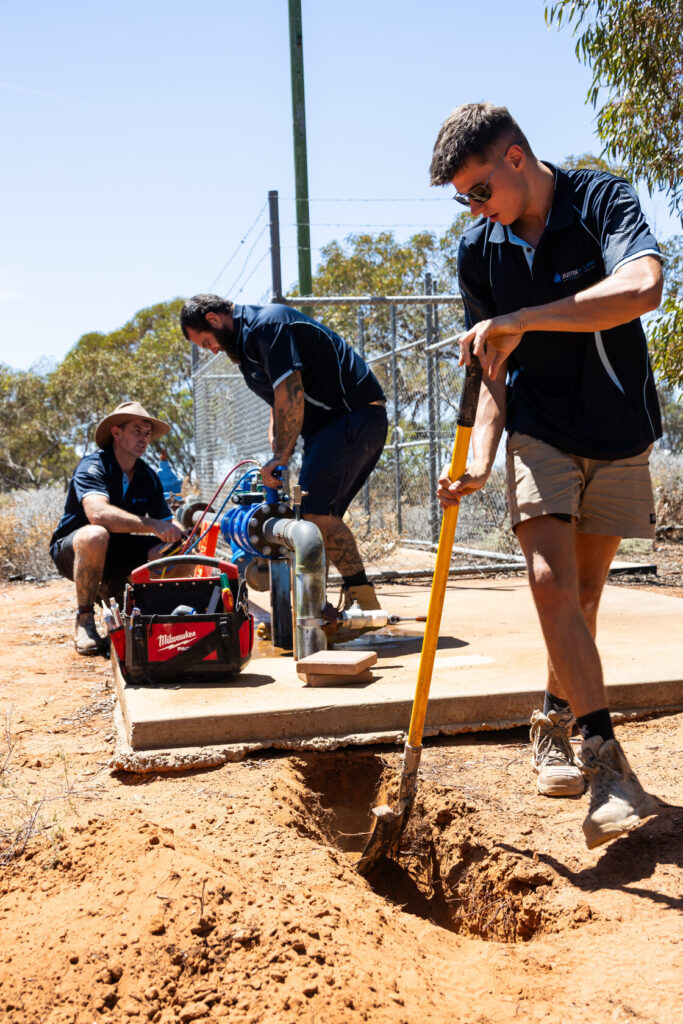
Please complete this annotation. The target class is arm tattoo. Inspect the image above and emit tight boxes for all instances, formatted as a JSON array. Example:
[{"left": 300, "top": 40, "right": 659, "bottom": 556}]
[{"left": 273, "top": 372, "right": 304, "bottom": 458}]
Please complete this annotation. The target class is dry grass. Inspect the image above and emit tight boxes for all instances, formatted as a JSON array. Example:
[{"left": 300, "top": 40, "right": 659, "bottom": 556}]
[
  {"left": 651, "top": 450, "right": 683, "bottom": 528},
  {"left": 0, "top": 485, "right": 65, "bottom": 579}
]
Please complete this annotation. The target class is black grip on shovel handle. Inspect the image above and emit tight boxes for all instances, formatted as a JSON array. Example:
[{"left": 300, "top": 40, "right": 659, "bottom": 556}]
[{"left": 456, "top": 353, "right": 483, "bottom": 428}]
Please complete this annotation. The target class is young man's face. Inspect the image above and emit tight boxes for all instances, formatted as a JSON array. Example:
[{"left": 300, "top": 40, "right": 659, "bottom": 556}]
[
  {"left": 185, "top": 311, "right": 239, "bottom": 363},
  {"left": 111, "top": 418, "right": 153, "bottom": 461},
  {"left": 451, "top": 143, "right": 525, "bottom": 226}
]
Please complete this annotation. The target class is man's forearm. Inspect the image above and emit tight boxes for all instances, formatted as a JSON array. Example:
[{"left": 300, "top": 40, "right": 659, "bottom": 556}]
[
  {"left": 519, "top": 256, "right": 663, "bottom": 334},
  {"left": 87, "top": 504, "right": 157, "bottom": 534},
  {"left": 268, "top": 408, "right": 276, "bottom": 452},
  {"left": 470, "top": 375, "right": 506, "bottom": 474},
  {"left": 271, "top": 373, "right": 304, "bottom": 460}
]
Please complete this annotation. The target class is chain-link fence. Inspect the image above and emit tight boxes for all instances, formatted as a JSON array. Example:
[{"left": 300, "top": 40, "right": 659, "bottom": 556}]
[{"left": 192, "top": 288, "right": 522, "bottom": 579}]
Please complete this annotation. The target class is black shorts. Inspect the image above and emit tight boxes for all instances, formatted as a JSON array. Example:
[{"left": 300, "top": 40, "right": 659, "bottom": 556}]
[
  {"left": 299, "top": 405, "right": 387, "bottom": 517},
  {"left": 49, "top": 529, "right": 158, "bottom": 598}
]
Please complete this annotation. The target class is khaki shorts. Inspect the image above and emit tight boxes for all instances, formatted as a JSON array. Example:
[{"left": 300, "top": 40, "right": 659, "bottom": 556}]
[{"left": 505, "top": 432, "right": 656, "bottom": 538}]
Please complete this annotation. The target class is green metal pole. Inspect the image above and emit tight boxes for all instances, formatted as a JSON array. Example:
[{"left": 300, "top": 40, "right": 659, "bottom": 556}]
[{"left": 288, "top": 0, "right": 313, "bottom": 311}]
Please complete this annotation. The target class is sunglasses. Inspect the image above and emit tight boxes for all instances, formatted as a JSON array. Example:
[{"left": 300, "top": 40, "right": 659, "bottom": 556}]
[{"left": 452, "top": 145, "right": 514, "bottom": 207}]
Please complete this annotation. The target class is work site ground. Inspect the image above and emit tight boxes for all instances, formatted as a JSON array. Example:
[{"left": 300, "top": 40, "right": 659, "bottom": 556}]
[{"left": 1, "top": 565, "right": 682, "bottom": 1024}]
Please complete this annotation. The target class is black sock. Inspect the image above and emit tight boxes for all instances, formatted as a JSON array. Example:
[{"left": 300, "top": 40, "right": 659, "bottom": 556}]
[
  {"left": 342, "top": 570, "right": 369, "bottom": 589},
  {"left": 576, "top": 708, "right": 615, "bottom": 743},
  {"left": 77, "top": 604, "right": 94, "bottom": 615},
  {"left": 544, "top": 691, "right": 572, "bottom": 716}
]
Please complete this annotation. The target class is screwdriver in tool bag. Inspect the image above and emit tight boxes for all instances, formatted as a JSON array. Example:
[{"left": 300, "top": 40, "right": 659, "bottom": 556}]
[{"left": 220, "top": 573, "right": 234, "bottom": 612}]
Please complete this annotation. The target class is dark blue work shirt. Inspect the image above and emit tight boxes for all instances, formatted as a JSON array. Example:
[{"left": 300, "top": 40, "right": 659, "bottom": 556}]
[
  {"left": 50, "top": 448, "right": 172, "bottom": 546},
  {"left": 233, "top": 303, "right": 385, "bottom": 440},
  {"left": 457, "top": 164, "right": 662, "bottom": 459}
]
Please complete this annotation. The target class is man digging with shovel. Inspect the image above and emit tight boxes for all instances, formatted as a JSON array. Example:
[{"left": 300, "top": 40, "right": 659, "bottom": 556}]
[{"left": 430, "top": 103, "right": 663, "bottom": 849}]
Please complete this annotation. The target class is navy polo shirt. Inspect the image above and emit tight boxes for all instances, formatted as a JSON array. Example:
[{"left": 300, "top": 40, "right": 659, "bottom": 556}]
[
  {"left": 457, "top": 164, "right": 662, "bottom": 459},
  {"left": 233, "top": 303, "right": 385, "bottom": 441},
  {"left": 50, "top": 448, "right": 172, "bottom": 546}
]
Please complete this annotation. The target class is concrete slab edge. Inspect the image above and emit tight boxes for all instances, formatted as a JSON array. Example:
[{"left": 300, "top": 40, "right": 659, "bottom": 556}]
[{"left": 109, "top": 702, "right": 683, "bottom": 775}]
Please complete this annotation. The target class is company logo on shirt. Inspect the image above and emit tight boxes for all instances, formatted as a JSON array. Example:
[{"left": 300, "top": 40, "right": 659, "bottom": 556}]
[
  {"left": 554, "top": 259, "right": 596, "bottom": 284},
  {"left": 87, "top": 464, "right": 99, "bottom": 476}
]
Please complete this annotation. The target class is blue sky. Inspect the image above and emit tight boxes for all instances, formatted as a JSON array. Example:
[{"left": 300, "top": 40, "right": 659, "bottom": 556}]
[{"left": 1, "top": 0, "right": 677, "bottom": 371}]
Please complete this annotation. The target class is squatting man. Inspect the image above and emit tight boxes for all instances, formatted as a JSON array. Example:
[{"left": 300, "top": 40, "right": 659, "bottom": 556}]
[
  {"left": 180, "top": 296, "right": 388, "bottom": 613},
  {"left": 50, "top": 401, "right": 185, "bottom": 655},
  {"left": 430, "top": 102, "right": 663, "bottom": 850}
]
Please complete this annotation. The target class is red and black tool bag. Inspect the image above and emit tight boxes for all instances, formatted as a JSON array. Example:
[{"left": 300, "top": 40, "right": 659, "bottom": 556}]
[{"left": 120, "top": 555, "right": 254, "bottom": 686}]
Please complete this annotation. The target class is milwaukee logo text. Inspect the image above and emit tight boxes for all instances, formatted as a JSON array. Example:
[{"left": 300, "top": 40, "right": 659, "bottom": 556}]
[{"left": 158, "top": 630, "right": 198, "bottom": 649}]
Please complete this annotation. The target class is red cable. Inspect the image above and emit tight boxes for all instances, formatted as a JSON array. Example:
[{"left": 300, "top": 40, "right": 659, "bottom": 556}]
[{"left": 179, "top": 459, "right": 260, "bottom": 554}]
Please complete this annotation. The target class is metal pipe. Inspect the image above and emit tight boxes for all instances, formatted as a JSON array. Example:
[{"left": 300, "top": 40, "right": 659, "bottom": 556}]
[
  {"left": 285, "top": 294, "right": 462, "bottom": 306},
  {"left": 328, "top": 563, "right": 526, "bottom": 583},
  {"left": 268, "top": 190, "right": 284, "bottom": 302},
  {"left": 391, "top": 304, "right": 402, "bottom": 536},
  {"left": 425, "top": 274, "right": 439, "bottom": 546},
  {"left": 358, "top": 309, "right": 371, "bottom": 522},
  {"left": 269, "top": 559, "right": 293, "bottom": 648},
  {"left": 262, "top": 517, "right": 327, "bottom": 659},
  {"left": 425, "top": 331, "right": 465, "bottom": 353}
]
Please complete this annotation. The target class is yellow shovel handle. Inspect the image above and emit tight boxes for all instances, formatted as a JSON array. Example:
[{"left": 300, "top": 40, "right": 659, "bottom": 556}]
[{"left": 407, "top": 357, "right": 482, "bottom": 747}]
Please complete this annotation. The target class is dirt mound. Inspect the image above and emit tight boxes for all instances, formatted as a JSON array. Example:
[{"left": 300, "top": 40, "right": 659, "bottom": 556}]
[{"left": 1, "top": 579, "right": 682, "bottom": 1024}]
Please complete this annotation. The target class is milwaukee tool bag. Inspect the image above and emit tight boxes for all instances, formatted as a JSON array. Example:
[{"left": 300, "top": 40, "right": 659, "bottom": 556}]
[{"left": 120, "top": 556, "right": 254, "bottom": 686}]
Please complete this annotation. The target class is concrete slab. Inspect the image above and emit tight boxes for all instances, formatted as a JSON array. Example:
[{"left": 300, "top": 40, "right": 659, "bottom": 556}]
[{"left": 113, "top": 579, "right": 683, "bottom": 752}]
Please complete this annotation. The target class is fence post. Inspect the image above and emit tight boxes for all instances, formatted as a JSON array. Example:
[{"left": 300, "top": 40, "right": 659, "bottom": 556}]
[
  {"left": 390, "top": 304, "right": 402, "bottom": 536},
  {"left": 357, "top": 309, "right": 371, "bottom": 523},
  {"left": 434, "top": 297, "right": 443, "bottom": 467},
  {"left": 425, "top": 274, "right": 439, "bottom": 545},
  {"left": 268, "top": 190, "right": 283, "bottom": 302}
]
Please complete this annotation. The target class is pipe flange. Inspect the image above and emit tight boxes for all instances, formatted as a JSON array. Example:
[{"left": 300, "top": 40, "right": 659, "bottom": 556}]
[{"left": 245, "top": 502, "right": 294, "bottom": 556}]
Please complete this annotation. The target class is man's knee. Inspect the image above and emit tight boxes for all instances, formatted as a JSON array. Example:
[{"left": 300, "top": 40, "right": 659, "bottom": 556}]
[
  {"left": 304, "top": 512, "right": 341, "bottom": 533},
  {"left": 528, "top": 567, "right": 577, "bottom": 619},
  {"left": 73, "top": 524, "right": 109, "bottom": 556}
]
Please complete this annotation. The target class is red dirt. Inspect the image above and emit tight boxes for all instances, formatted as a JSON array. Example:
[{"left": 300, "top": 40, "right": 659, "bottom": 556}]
[{"left": 1, "top": 577, "right": 682, "bottom": 1024}]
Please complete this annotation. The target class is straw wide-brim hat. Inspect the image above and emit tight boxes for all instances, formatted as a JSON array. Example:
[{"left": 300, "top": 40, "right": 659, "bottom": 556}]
[{"left": 95, "top": 401, "right": 170, "bottom": 449}]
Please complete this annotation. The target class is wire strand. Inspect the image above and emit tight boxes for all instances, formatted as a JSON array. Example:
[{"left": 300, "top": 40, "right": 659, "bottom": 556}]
[
  {"left": 232, "top": 250, "right": 270, "bottom": 299},
  {"left": 284, "top": 222, "right": 454, "bottom": 229},
  {"left": 208, "top": 201, "right": 267, "bottom": 292},
  {"left": 223, "top": 224, "right": 269, "bottom": 297}
]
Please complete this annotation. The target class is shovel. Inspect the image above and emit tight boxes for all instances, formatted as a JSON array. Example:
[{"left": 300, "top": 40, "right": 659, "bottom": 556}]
[{"left": 356, "top": 354, "right": 483, "bottom": 875}]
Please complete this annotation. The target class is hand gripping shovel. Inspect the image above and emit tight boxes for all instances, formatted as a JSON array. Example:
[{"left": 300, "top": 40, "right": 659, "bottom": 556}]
[{"left": 356, "top": 354, "right": 483, "bottom": 876}]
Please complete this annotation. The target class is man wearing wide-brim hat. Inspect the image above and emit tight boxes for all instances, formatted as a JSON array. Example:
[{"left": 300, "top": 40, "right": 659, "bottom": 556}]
[{"left": 50, "top": 401, "right": 185, "bottom": 654}]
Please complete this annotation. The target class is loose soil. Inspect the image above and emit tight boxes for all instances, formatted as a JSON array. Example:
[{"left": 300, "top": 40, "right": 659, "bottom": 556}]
[{"left": 1, "top": 572, "right": 682, "bottom": 1024}]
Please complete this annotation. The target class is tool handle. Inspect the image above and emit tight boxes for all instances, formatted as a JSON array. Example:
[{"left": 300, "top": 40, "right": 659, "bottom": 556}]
[
  {"left": 131, "top": 554, "right": 237, "bottom": 582},
  {"left": 407, "top": 356, "right": 483, "bottom": 748},
  {"left": 264, "top": 464, "right": 287, "bottom": 505}
]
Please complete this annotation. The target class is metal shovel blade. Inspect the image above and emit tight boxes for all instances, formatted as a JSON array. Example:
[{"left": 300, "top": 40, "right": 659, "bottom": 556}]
[{"left": 355, "top": 744, "right": 421, "bottom": 876}]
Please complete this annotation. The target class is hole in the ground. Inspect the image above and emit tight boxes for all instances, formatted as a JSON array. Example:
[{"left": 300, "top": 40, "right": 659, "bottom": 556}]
[
  {"left": 293, "top": 751, "right": 387, "bottom": 855},
  {"left": 293, "top": 752, "right": 562, "bottom": 943}
]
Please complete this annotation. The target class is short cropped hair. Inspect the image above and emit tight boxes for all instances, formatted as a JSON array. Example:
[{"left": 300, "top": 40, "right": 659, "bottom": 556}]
[
  {"left": 180, "top": 295, "right": 234, "bottom": 338},
  {"left": 429, "top": 103, "right": 532, "bottom": 185}
]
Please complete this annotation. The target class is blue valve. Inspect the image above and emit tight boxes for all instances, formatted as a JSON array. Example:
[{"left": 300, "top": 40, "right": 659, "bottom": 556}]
[{"left": 264, "top": 464, "right": 286, "bottom": 505}]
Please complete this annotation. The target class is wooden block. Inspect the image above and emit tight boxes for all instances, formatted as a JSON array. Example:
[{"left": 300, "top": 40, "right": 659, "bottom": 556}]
[
  {"left": 295, "top": 650, "right": 377, "bottom": 675},
  {"left": 300, "top": 669, "right": 375, "bottom": 687}
]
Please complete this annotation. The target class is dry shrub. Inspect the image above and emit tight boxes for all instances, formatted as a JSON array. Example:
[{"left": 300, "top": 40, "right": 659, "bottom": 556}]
[
  {"left": 651, "top": 450, "right": 683, "bottom": 527},
  {"left": 0, "top": 486, "right": 65, "bottom": 579}
]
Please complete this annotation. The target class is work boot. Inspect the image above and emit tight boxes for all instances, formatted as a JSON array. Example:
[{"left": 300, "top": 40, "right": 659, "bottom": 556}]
[
  {"left": 581, "top": 736, "right": 660, "bottom": 850},
  {"left": 74, "top": 613, "right": 107, "bottom": 656},
  {"left": 530, "top": 709, "right": 584, "bottom": 797},
  {"left": 342, "top": 583, "right": 381, "bottom": 611}
]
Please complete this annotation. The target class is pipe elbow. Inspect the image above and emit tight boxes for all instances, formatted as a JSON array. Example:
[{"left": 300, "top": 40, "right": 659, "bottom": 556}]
[{"left": 289, "top": 519, "right": 325, "bottom": 571}]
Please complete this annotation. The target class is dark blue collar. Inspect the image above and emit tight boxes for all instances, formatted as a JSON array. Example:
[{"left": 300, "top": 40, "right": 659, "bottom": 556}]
[
  {"left": 100, "top": 446, "right": 144, "bottom": 478},
  {"left": 233, "top": 304, "right": 245, "bottom": 354},
  {"left": 488, "top": 163, "right": 575, "bottom": 244}
]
